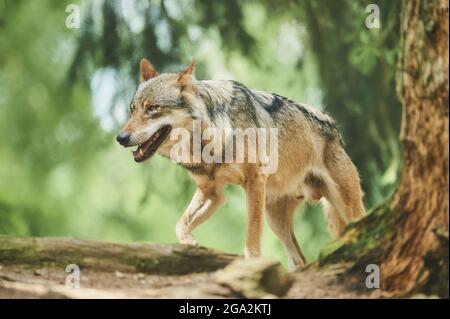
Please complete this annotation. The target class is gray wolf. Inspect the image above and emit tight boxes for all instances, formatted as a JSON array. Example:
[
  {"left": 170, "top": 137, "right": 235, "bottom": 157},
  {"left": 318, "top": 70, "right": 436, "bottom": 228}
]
[{"left": 116, "top": 58, "right": 365, "bottom": 269}]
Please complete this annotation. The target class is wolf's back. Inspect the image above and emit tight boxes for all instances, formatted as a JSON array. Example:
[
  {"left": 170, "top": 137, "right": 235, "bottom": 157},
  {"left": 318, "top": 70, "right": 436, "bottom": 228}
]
[{"left": 196, "top": 79, "right": 342, "bottom": 143}]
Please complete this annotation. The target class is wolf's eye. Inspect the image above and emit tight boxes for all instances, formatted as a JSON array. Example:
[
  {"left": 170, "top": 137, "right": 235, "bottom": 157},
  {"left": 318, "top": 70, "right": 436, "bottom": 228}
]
[{"left": 145, "top": 104, "right": 160, "bottom": 113}]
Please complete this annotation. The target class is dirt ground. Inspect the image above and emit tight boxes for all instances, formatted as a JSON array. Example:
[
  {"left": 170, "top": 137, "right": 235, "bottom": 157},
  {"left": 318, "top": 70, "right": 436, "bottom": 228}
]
[
  {"left": 0, "top": 263, "right": 373, "bottom": 299},
  {"left": 0, "top": 236, "right": 374, "bottom": 299}
]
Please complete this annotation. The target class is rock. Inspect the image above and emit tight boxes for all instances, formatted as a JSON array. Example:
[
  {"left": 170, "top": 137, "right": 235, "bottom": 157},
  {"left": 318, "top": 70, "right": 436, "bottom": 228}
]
[
  {"left": 214, "top": 257, "right": 293, "bottom": 298},
  {"left": 34, "top": 269, "right": 47, "bottom": 276}
]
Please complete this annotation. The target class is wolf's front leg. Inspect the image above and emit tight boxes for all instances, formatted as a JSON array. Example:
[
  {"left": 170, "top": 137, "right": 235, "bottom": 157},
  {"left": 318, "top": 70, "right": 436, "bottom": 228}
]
[
  {"left": 176, "top": 184, "right": 224, "bottom": 246},
  {"left": 244, "top": 172, "right": 267, "bottom": 258}
]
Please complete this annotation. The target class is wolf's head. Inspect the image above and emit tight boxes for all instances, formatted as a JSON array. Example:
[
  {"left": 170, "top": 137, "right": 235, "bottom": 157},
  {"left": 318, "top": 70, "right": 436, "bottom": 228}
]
[{"left": 116, "top": 58, "right": 197, "bottom": 162}]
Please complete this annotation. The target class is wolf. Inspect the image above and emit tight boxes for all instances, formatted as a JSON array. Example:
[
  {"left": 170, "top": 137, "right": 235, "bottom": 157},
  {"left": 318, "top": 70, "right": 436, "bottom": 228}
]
[{"left": 116, "top": 58, "right": 365, "bottom": 269}]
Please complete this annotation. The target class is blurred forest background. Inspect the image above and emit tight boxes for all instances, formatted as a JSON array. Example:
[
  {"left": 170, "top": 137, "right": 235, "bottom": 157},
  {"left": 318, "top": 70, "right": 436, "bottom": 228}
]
[{"left": 0, "top": 0, "right": 402, "bottom": 264}]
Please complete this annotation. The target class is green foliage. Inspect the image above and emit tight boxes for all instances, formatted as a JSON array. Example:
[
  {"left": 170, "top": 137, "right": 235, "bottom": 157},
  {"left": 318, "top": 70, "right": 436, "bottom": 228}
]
[
  {"left": 294, "top": 0, "right": 402, "bottom": 206},
  {"left": 0, "top": 0, "right": 401, "bottom": 266}
]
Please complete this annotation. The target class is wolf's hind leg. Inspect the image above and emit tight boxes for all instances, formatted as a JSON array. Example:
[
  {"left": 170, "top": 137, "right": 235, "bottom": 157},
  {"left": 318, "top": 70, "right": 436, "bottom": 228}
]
[
  {"left": 266, "top": 196, "right": 306, "bottom": 270},
  {"left": 321, "top": 199, "right": 348, "bottom": 239},
  {"left": 306, "top": 172, "right": 362, "bottom": 239},
  {"left": 320, "top": 145, "right": 365, "bottom": 238},
  {"left": 176, "top": 184, "right": 224, "bottom": 246}
]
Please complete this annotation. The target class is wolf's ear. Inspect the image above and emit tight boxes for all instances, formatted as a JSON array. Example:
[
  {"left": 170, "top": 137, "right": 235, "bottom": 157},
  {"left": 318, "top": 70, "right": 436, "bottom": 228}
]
[
  {"left": 140, "top": 58, "right": 158, "bottom": 83},
  {"left": 178, "top": 60, "right": 196, "bottom": 84}
]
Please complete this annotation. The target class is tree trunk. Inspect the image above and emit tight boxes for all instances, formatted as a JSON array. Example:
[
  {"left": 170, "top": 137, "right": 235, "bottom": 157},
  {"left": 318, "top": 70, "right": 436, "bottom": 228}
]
[
  {"left": 320, "top": 0, "right": 449, "bottom": 297},
  {"left": 382, "top": 0, "right": 449, "bottom": 294}
]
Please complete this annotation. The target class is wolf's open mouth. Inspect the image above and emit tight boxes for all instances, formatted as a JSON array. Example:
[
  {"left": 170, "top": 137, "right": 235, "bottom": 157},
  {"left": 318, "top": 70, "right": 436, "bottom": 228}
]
[{"left": 132, "top": 125, "right": 172, "bottom": 162}]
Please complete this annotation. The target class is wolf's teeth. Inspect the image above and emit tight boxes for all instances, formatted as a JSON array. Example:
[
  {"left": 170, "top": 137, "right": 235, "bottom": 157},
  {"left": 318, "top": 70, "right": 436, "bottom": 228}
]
[{"left": 139, "top": 149, "right": 144, "bottom": 156}]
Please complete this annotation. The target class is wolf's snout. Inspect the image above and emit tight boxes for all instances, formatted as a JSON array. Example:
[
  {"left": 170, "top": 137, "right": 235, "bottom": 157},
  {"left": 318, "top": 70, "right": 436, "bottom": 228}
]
[{"left": 116, "top": 131, "right": 131, "bottom": 146}]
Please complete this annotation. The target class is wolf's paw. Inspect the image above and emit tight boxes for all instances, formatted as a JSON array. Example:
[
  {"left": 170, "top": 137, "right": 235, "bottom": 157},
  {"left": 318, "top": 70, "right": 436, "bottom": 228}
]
[
  {"left": 178, "top": 234, "right": 199, "bottom": 246},
  {"left": 244, "top": 246, "right": 261, "bottom": 259},
  {"left": 287, "top": 263, "right": 303, "bottom": 272}
]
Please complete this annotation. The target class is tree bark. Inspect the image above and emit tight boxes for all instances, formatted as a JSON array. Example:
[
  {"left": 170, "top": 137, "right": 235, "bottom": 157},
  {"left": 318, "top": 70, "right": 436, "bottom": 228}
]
[
  {"left": 320, "top": 0, "right": 449, "bottom": 297},
  {"left": 381, "top": 0, "right": 449, "bottom": 294}
]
